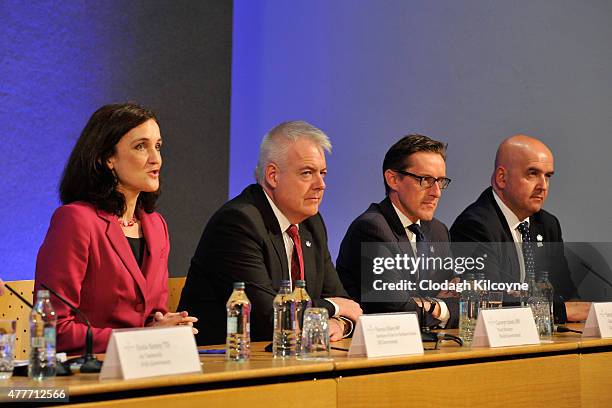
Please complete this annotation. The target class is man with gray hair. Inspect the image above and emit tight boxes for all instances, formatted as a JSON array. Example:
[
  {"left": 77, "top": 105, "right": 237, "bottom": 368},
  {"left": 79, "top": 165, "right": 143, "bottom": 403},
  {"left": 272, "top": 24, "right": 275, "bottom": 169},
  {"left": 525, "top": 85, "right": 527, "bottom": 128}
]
[{"left": 179, "top": 121, "right": 362, "bottom": 345}]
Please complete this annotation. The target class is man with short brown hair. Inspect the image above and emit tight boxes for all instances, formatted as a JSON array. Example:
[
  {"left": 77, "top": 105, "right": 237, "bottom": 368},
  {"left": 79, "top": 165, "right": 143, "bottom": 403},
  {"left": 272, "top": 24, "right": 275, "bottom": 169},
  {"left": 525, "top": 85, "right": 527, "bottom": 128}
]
[{"left": 337, "top": 134, "right": 458, "bottom": 327}]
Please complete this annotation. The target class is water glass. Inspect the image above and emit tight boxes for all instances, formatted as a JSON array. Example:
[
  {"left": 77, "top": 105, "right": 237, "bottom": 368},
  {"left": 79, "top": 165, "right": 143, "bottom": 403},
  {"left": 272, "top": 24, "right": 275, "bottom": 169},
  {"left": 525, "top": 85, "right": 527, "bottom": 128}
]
[
  {"left": 0, "top": 320, "right": 16, "bottom": 380},
  {"left": 298, "top": 308, "right": 330, "bottom": 360},
  {"left": 486, "top": 292, "right": 504, "bottom": 309}
]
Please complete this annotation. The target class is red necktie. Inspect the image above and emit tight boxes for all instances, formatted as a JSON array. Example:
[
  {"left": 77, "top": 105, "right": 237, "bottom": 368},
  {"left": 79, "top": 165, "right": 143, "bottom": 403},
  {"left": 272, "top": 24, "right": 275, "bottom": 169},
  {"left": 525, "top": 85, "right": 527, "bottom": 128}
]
[{"left": 286, "top": 224, "right": 304, "bottom": 282}]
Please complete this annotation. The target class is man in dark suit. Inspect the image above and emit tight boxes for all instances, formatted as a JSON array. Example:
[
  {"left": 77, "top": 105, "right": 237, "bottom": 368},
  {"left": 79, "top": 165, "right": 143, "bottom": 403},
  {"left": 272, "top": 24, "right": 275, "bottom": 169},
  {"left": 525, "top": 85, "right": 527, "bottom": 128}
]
[
  {"left": 450, "top": 134, "right": 589, "bottom": 322},
  {"left": 337, "top": 135, "right": 459, "bottom": 328},
  {"left": 179, "top": 121, "right": 362, "bottom": 345}
]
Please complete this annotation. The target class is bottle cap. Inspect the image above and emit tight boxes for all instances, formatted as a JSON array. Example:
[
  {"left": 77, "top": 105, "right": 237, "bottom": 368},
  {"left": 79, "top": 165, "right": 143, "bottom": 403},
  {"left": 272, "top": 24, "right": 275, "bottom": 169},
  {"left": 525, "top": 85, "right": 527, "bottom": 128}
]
[
  {"left": 233, "top": 282, "right": 245, "bottom": 290},
  {"left": 280, "top": 280, "right": 291, "bottom": 288},
  {"left": 36, "top": 289, "right": 50, "bottom": 298},
  {"left": 295, "top": 280, "right": 306, "bottom": 288}
]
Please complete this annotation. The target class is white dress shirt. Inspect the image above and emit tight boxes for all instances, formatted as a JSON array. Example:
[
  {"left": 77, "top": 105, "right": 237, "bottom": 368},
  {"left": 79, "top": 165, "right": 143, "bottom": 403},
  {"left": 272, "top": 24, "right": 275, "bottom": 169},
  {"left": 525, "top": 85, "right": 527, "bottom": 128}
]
[
  {"left": 492, "top": 190, "right": 530, "bottom": 283},
  {"left": 391, "top": 203, "right": 451, "bottom": 325},
  {"left": 263, "top": 191, "right": 340, "bottom": 317}
]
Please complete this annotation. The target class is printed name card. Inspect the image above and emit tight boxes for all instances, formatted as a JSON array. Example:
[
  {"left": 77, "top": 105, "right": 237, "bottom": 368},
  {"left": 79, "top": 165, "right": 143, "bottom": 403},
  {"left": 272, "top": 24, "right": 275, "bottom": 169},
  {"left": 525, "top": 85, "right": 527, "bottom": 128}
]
[
  {"left": 100, "top": 326, "right": 201, "bottom": 380},
  {"left": 583, "top": 302, "right": 612, "bottom": 338},
  {"left": 348, "top": 313, "right": 424, "bottom": 358},
  {"left": 472, "top": 307, "right": 540, "bottom": 347}
]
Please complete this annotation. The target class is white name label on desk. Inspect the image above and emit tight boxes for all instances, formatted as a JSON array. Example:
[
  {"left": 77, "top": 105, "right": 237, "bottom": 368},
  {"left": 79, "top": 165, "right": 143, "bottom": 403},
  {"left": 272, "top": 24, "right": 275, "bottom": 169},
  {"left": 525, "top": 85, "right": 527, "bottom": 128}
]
[
  {"left": 583, "top": 302, "right": 612, "bottom": 338},
  {"left": 472, "top": 307, "right": 540, "bottom": 347},
  {"left": 100, "top": 326, "right": 201, "bottom": 380},
  {"left": 348, "top": 313, "right": 423, "bottom": 358}
]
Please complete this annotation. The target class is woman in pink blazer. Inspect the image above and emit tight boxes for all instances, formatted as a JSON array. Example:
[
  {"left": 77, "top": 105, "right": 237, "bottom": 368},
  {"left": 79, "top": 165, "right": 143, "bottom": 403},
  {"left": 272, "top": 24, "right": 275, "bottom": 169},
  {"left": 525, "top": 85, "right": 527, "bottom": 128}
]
[{"left": 35, "top": 103, "right": 196, "bottom": 354}]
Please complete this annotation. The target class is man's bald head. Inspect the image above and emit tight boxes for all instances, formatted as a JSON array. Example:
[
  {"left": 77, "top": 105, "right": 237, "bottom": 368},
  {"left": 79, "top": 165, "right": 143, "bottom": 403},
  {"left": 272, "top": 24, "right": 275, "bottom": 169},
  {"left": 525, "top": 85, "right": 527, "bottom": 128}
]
[
  {"left": 491, "top": 134, "right": 555, "bottom": 220},
  {"left": 494, "top": 134, "right": 553, "bottom": 171}
]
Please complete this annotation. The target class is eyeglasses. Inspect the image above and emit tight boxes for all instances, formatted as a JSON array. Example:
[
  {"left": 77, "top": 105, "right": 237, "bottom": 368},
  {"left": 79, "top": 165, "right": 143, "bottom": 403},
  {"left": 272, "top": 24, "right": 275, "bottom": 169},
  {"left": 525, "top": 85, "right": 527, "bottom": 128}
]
[{"left": 394, "top": 170, "right": 451, "bottom": 190}]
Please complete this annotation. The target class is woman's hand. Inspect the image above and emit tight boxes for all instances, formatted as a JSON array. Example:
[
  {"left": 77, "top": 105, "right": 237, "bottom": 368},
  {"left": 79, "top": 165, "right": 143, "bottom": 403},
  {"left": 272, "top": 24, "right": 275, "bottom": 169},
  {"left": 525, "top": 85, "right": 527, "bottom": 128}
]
[{"left": 148, "top": 310, "right": 199, "bottom": 334}]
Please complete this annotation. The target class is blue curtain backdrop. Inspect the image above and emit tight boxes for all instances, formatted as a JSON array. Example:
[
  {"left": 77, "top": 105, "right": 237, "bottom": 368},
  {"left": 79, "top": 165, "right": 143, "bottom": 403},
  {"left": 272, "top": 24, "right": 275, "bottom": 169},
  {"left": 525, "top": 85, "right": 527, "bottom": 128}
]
[
  {"left": 2, "top": 0, "right": 612, "bottom": 280},
  {"left": 0, "top": 0, "right": 232, "bottom": 280},
  {"left": 230, "top": 0, "right": 612, "bottom": 261}
]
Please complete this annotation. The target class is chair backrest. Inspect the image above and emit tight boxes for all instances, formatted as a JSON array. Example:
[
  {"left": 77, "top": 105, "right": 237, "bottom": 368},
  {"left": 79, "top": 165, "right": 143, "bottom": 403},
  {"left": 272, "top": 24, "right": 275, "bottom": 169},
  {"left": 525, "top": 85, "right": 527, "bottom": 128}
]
[
  {"left": 167, "top": 276, "right": 186, "bottom": 313},
  {"left": 0, "top": 280, "right": 34, "bottom": 360}
]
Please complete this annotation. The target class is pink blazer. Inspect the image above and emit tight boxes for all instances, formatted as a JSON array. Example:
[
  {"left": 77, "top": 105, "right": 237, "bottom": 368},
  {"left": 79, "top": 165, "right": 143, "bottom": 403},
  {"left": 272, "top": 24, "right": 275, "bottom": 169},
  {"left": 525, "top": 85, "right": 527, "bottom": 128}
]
[{"left": 34, "top": 202, "right": 169, "bottom": 354}]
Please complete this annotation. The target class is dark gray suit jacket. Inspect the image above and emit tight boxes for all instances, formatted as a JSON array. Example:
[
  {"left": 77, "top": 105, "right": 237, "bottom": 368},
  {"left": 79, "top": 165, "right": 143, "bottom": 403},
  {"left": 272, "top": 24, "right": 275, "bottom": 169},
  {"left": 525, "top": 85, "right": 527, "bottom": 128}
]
[
  {"left": 178, "top": 184, "right": 348, "bottom": 345},
  {"left": 336, "top": 197, "right": 459, "bottom": 328}
]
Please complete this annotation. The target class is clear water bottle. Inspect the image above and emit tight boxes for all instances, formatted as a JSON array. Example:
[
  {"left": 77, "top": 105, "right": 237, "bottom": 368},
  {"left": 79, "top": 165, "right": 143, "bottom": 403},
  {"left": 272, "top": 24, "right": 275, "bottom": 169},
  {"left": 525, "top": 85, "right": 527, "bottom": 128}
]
[
  {"left": 29, "top": 290, "right": 57, "bottom": 380},
  {"left": 273, "top": 280, "right": 296, "bottom": 358},
  {"left": 458, "top": 273, "right": 480, "bottom": 346},
  {"left": 538, "top": 271, "right": 554, "bottom": 332},
  {"left": 226, "top": 282, "right": 251, "bottom": 361},
  {"left": 526, "top": 271, "right": 551, "bottom": 340},
  {"left": 475, "top": 272, "right": 488, "bottom": 310},
  {"left": 291, "top": 280, "right": 312, "bottom": 356}
]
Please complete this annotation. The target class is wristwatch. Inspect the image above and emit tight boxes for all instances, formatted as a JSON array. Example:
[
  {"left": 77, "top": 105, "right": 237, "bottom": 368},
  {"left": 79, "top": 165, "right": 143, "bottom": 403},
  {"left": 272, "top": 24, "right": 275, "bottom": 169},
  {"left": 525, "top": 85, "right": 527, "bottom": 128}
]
[{"left": 426, "top": 297, "right": 438, "bottom": 315}]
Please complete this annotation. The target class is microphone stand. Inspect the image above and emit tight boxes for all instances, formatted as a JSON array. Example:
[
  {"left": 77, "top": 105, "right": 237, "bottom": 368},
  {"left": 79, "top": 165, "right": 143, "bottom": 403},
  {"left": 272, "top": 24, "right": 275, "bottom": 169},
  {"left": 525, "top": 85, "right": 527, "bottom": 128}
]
[
  {"left": 4, "top": 283, "right": 72, "bottom": 376},
  {"left": 41, "top": 284, "right": 102, "bottom": 373},
  {"left": 412, "top": 295, "right": 438, "bottom": 342},
  {"left": 411, "top": 294, "right": 463, "bottom": 346}
]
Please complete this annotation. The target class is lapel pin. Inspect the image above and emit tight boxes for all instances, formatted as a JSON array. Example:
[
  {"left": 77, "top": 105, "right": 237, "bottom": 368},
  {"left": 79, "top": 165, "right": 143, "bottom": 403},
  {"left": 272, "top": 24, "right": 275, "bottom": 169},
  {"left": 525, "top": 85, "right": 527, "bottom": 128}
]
[
  {"left": 305, "top": 240, "right": 311, "bottom": 247},
  {"left": 430, "top": 245, "right": 434, "bottom": 253},
  {"left": 536, "top": 234, "right": 543, "bottom": 247}
]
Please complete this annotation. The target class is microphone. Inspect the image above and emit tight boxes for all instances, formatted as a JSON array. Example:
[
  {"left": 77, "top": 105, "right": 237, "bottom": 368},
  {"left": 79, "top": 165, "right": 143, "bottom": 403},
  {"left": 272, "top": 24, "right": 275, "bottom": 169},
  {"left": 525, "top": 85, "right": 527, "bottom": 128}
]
[
  {"left": 555, "top": 325, "right": 583, "bottom": 334},
  {"left": 41, "top": 284, "right": 102, "bottom": 373},
  {"left": 579, "top": 260, "right": 612, "bottom": 288}
]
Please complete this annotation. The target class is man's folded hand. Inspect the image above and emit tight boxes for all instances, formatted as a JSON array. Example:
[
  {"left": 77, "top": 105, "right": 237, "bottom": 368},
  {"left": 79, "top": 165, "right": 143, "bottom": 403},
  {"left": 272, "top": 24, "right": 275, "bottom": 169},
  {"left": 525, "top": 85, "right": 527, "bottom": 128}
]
[{"left": 327, "top": 297, "right": 363, "bottom": 322}]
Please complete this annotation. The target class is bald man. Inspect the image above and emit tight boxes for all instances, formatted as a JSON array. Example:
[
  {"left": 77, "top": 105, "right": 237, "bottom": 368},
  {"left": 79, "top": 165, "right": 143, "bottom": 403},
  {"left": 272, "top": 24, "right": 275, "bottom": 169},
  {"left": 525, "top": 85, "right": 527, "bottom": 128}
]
[{"left": 451, "top": 135, "right": 588, "bottom": 322}]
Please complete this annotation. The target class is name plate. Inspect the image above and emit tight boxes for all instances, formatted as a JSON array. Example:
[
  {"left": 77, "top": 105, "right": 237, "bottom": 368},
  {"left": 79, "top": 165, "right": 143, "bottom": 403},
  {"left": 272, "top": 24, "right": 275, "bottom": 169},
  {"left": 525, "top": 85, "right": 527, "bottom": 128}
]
[
  {"left": 583, "top": 302, "right": 612, "bottom": 338},
  {"left": 100, "top": 326, "right": 201, "bottom": 380},
  {"left": 472, "top": 307, "right": 540, "bottom": 347},
  {"left": 348, "top": 313, "right": 423, "bottom": 358}
]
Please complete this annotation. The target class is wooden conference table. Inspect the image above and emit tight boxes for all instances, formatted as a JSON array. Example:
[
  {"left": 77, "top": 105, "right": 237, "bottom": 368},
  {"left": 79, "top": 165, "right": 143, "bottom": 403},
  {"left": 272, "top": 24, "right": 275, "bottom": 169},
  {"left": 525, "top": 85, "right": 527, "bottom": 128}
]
[{"left": 3, "top": 324, "right": 611, "bottom": 408}]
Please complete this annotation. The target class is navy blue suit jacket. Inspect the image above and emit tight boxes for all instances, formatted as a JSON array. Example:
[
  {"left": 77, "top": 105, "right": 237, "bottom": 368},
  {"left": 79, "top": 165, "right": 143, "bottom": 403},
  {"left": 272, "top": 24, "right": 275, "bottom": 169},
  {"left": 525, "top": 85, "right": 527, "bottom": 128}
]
[
  {"left": 336, "top": 197, "right": 458, "bottom": 328},
  {"left": 450, "top": 187, "right": 579, "bottom": 322}
]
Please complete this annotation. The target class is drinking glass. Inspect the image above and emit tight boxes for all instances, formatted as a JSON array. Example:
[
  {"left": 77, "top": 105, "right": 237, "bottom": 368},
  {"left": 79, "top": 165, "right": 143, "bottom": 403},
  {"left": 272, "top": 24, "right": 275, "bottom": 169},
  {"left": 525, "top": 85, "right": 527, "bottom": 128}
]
[
  {"left": 0, "top": 320, "right": 16, "bottom": 379},
  {"left": 486, "top": 292, "right": 504, "bottom": 309},
  {"left": 298, "top": 308, "right": 330, "bottom": 360}
]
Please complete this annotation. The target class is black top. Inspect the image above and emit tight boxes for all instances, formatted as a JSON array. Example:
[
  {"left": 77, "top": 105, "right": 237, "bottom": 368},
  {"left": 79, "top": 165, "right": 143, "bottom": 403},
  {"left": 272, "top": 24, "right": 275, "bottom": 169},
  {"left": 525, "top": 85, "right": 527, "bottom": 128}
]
[{"left": 127, "top": 236, "right": 146, "bottom": 267}]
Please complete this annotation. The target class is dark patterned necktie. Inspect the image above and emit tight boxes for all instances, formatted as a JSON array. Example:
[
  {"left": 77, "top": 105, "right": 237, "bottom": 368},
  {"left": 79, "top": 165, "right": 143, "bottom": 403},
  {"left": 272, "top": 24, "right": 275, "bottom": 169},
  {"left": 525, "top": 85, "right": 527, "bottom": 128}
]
[
  {"left": 517, "top": 221, "right": 535, "bottom": 280},
  {"left": 286, "top": 224, "right": 304, "bottom": 282},
  {"left": 407, "top": 223, "right": 428, "bottom": 281}
]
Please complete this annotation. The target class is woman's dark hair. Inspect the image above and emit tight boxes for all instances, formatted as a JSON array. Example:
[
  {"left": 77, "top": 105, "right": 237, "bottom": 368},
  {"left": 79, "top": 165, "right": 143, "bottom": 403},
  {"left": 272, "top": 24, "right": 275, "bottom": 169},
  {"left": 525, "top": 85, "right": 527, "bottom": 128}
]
[{"left": 60, "top": 103, "right": 160, "bottom": 215}]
